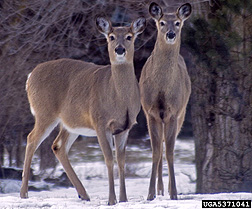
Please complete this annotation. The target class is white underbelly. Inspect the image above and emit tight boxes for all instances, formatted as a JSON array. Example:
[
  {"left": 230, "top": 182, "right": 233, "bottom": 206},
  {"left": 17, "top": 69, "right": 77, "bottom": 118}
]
[{"left": 62, "top": 123, "right": 97, "bottom": 137}]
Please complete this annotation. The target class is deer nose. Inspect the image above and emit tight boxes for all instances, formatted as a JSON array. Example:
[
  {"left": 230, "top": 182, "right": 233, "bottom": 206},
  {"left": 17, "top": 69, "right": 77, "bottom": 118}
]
[
  {"left": 167, "top": 31, "right": 176, "bottom": 40},
  {"left": 115, "top": 46, "right": 126, "bottom": 55}
]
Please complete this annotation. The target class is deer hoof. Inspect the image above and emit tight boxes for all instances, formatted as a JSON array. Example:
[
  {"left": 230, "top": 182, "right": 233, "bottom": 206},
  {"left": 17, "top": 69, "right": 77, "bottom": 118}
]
[
  {"left": 108, "top": 199, "right": 117, "bottom": 205},
  {"left": 78, "top": 194, "right": 90, "bottom": 201},
  {"left": 157, "top": 189, "right": 164, "bottom": 196},
  {"left": 119, "top": 198, "right": 128, "bottom": 203},
  {"left": 170, "top": 194, "right": 178, "bottom": 200},
  {"left": 147, "top": 193, "right": 156, "bottom": 201},
  {"left": 20, "top": 192, "right": 28, "bottom": 199}
]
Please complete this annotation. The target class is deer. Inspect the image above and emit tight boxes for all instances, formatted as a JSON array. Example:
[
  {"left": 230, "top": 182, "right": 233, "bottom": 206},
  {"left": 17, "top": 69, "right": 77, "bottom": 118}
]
[
  {"left": 20, "top": 16, "right": 146, "bottom": 205},
  {"left": 139, "top": 2, "right": 192, "bottom": 200}
]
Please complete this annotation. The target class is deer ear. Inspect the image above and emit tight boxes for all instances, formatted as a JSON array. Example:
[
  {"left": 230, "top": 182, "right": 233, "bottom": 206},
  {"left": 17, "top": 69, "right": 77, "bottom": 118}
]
[
  {"left": 96, "top": 17, "right": 112, "bottom": 36},
  {"left": 177, "top": 3, "right": 192, "bottom": 21},
  {"left": 149, "top": 2, "right": 163, "bottom": 20},
  {"left": 131, "top": 17, "right": 146, "bottom": 36}
]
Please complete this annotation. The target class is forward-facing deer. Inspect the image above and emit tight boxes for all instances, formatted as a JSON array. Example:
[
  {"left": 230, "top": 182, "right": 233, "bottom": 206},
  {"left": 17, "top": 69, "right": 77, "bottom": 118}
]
[
  {"left": 20, "top": 16, "right": 146, "bottom": 205},
  {"left": 139, "top": 3, "right": 192, "bottom": 200}
]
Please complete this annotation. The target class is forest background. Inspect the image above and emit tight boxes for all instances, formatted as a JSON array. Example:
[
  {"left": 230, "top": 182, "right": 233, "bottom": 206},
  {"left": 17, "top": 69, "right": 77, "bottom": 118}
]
[{"left": 0, "top": 0, "right": 251, "bottom": 194}]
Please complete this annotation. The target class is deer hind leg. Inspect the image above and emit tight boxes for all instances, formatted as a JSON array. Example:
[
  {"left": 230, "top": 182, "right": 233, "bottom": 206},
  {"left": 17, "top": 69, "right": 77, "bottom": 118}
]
[
  {"left": 114, "top": 130, "right": 129, "bottom": 202},
  {"left": 177, "top": 109, "right": 186, "bottom": 135},
  {"left": 51, "top": 127, "right": 90, "bottom": 201},
  {"left": 147, "top": 115, "right": 163, "bottom": 201},
  {"left": 20, "top": 117, "right": 59, "bottom": 198},
  {"left": 164, "top": 115, "right": 178, "bottom": 200},
  {"left": 96, "top": 128, "right": 116, "bottom": 205},
  {"left": 157, "top": 141, "right": 164, "bottom": 196}
]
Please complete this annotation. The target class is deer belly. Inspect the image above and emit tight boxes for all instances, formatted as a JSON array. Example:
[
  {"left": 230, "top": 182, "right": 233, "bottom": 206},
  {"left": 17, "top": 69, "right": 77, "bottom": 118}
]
[{"left": 62, "top": 123, "right": 97, "bottom": 137}]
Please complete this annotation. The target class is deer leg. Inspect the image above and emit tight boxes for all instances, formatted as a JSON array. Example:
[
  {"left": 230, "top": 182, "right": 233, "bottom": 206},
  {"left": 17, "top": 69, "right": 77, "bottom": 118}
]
[
  {"left": 177, "top": 109, "right": 186, "bottom": 135},
  {"left": 52, "top": 127, "right": 90, "bottom": 201},
  {"left": 20, "top": 118, "right": 59, "bottom": 198},
  {"left": 97, "top": 129, "right": 116, "bottom": 205},
  {"left": 147, "top": 115, "right": 163, "bottom": 201},
  {"left": 164, "top": 116, "right": 178, "bottom": 200},
  {"left": 114, "top": 130, "right": 129, "bottom": 202},
  {"left": 157, "top": 141, "right": 164, "bottom": 196}
]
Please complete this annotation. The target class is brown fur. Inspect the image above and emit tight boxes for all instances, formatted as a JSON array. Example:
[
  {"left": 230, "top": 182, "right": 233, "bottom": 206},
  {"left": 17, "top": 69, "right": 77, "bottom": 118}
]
[
  {"left": 20, "top": 17, "right": 146, "bottom": 205},
  {"left": 139, "top": 3, "right": 192, "bottom": 200},
  {"left": 27, "top": 59, "right": 139, "bottom": 133}
]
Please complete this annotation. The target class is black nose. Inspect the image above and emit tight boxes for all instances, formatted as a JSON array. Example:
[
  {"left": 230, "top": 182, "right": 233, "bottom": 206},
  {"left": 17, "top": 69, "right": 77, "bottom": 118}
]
[
  {"left": 167, "top": 31, "right": 176, "bottom": 39},
  {"left": 115, "top": 46, "right": 126, "bottom": 55}
]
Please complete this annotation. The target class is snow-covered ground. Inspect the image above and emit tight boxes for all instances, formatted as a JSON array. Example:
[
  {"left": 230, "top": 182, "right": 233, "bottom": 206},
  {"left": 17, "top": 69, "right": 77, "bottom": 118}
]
[
  {"left": 0, "top": 180, "right": 251, "bottom": 209},
  {"left": 0, "top": 178, "right": 252, "bottom": 209},
  {"left": 0, "top": 138, "right": 251, "bottom": 208}
]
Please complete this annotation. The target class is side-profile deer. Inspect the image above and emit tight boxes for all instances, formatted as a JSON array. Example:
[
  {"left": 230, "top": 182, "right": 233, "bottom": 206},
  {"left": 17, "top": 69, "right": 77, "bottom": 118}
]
[
  {"left": 139, "top": 3, "right": 192, "bottom": 200},
  {"left": 20, "top": 16, "right": 146, "bottom": 205}
]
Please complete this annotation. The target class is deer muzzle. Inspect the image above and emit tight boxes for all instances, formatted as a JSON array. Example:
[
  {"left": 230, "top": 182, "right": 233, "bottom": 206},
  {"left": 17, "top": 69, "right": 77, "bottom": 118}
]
[
  {"left": 166, "top": 30, "right": 176, "bottom": 44},
  {"left": 115, "top": 45, "right": 126, "bottom": 56}
]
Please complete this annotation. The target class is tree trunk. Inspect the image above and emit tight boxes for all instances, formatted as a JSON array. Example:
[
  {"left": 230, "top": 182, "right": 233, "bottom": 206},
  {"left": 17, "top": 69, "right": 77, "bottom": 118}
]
[
  {"left": 186, "top": 52, "right": 252, "bottom": 194},
  {"left": 0, "top": 144, "right": 4, "bottom": 166},
  {"left": 16, "top": 130, "right": 22, "bottom": 168},
  {"left": 183, "top": 0, "right": 252, "bottom": 194}
]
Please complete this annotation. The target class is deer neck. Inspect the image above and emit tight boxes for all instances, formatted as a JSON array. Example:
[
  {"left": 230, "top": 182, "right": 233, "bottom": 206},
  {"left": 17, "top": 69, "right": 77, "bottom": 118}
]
[
  {"left": 153, "top": 37, "right": 181, "bottom": 70},
  {"left": 110, "top": 62, "right": 136, "bottom": 99}
]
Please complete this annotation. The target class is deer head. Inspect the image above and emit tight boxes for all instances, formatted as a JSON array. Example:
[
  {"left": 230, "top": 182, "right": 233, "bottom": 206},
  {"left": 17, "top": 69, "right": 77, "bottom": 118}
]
[
  {"left": 149, "top": 2, "right": 192, "bottom": 45},
  {"left": 96, "top": 17, "right": 146, "bottom": 64}
]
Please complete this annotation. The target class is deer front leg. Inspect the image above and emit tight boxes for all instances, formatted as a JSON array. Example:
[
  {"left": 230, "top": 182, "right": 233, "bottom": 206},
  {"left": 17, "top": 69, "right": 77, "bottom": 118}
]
[
  {"left": 157, "top": 144, "right": 164, "bottom": 196},
  {"left": 147, "top": 115, "right": 163, "bottom": 201},
  {"left": 52, "top": 128, "right": 90, "bottom": 201},
  {"left": 164, "top": 116, "right": 178, "bottom": 200},
  {"left": 114, "top": 130, "right": 129, "bottom": 202},
  {"left": 97, "top": 129, "right": 116, "bottom": 205}
]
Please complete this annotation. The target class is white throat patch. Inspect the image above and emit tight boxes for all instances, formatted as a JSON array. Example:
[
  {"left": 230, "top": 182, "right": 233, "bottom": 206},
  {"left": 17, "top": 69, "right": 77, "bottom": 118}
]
[{"left": 115, "top": 54, "right": 126, "bottom": 64}]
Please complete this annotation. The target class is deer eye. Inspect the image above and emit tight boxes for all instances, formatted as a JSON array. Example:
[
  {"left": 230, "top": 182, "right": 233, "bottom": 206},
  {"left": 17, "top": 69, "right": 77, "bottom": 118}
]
[
  {"left": 126, "top": 35, "right": 132, "bottom": 41},
  {"left": 175, "top": 21, "right": 180, "bottom": 27},
  {"left": 109, "top": 35, "right": 115, "bottom": 41},
  {"left": 160, "top": 21, "right": 165, "bottom": 26}
]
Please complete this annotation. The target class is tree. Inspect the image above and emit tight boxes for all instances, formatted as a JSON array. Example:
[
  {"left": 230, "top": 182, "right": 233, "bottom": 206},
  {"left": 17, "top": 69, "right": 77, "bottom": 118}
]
[{"left": 184, "top": 0, "right": 252, "bottom": 193}]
